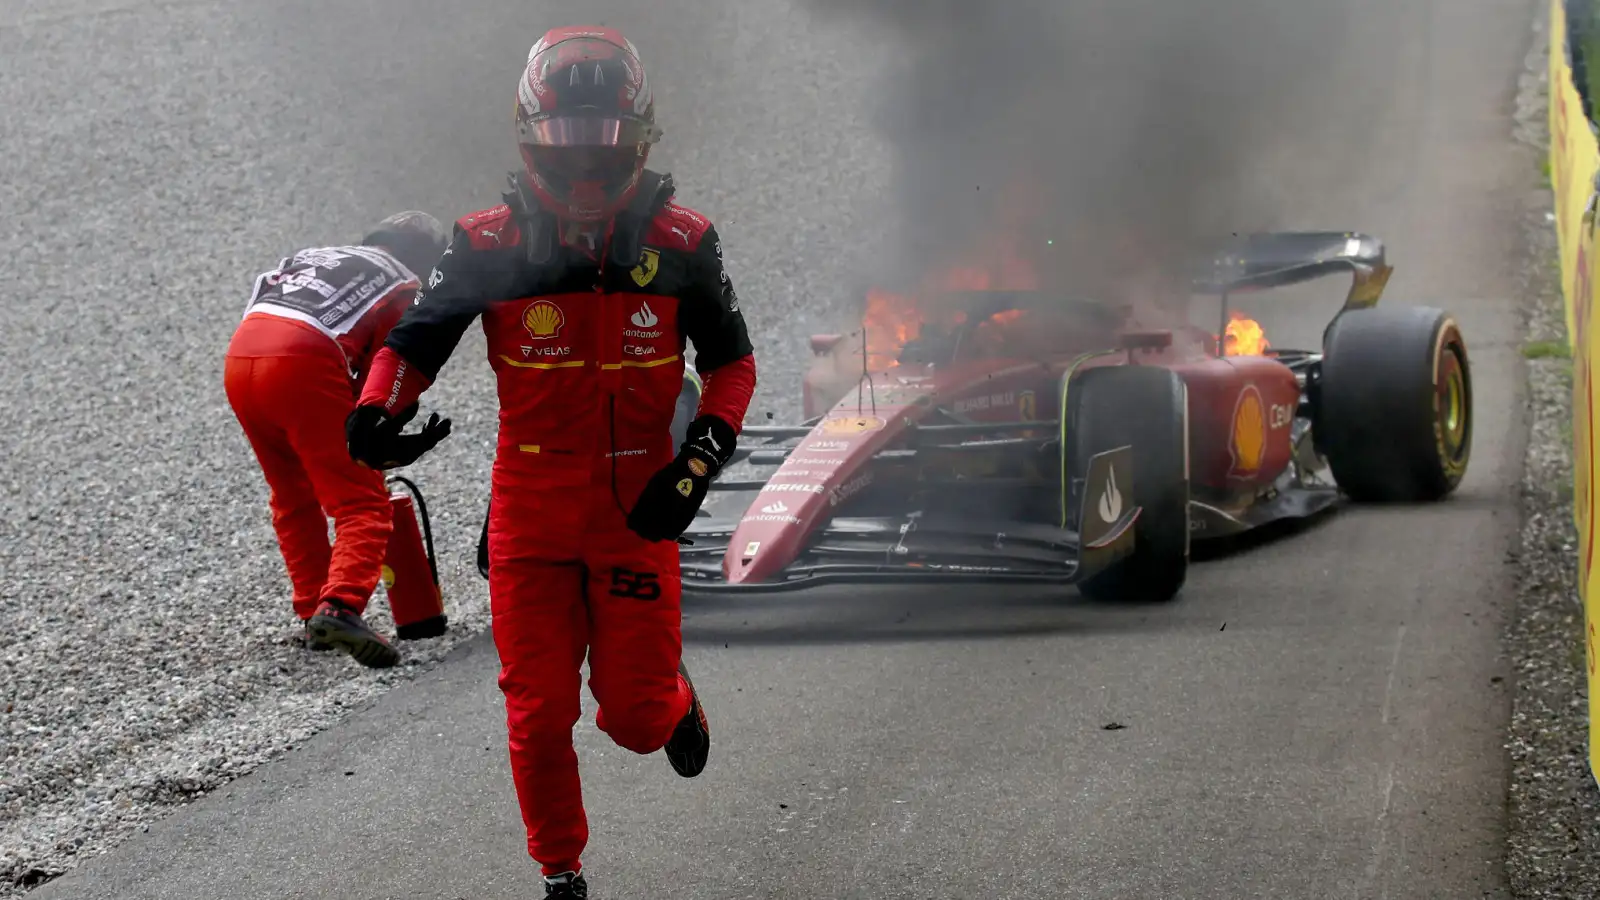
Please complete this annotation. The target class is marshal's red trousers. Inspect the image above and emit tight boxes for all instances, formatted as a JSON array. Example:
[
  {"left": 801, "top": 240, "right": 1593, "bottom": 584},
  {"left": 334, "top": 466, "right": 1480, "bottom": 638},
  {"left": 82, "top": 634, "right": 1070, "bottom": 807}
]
[
  {"left": 486, "top": 463, "right": 693, "bottom": 876},
  {"left": 224, "top": 317, "right": 393, "bottom": 619}
]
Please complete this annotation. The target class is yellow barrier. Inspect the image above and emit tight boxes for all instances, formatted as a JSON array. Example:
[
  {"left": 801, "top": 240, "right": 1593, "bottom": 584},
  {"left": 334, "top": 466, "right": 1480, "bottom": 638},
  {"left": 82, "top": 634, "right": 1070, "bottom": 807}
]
[{"left": 1549, "top": 0, "right": 1600, "bottom": 787}]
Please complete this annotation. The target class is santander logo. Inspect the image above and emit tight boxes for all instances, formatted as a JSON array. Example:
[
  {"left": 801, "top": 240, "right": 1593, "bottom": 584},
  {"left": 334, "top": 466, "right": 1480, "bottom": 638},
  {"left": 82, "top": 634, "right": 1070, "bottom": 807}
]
[{"left": 626, "top": 301, "right": 662, "bottom": 339}]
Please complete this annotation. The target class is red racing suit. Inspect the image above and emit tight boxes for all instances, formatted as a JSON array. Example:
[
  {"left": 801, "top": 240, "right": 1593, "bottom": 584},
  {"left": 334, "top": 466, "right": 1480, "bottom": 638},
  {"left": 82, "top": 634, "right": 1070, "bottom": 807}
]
[
  {"left": 358, "top": 171, "right": 756, "bottom": 875},
  {"left": 225, "top": 245, "right": 420, "bottom": 620}
]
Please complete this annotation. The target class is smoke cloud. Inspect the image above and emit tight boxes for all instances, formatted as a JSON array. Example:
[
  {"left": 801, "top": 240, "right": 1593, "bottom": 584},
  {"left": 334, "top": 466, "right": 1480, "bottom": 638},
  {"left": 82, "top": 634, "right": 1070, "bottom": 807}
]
[{"left": 803, "top": 0, "right": 1363, "bottom": 316}]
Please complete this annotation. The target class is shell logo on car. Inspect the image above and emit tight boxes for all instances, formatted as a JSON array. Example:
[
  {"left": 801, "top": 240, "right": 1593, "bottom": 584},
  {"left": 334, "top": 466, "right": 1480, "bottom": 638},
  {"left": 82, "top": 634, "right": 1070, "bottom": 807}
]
[
  {"left": 1229, "top": 385, "right": 1266, "bottom": 477},
  {"left": 522, "top": 300, "right": 565, "bottom": 340},
  {"left": 819, "top": 414, "right": 886, "bottom": 436}
]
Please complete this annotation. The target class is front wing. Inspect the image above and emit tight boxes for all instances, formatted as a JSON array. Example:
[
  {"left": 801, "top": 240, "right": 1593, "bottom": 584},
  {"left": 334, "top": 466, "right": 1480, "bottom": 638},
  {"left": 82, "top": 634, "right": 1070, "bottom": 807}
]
[{"left": 679, "top": 446, "right": 1141, "bottom": 593}]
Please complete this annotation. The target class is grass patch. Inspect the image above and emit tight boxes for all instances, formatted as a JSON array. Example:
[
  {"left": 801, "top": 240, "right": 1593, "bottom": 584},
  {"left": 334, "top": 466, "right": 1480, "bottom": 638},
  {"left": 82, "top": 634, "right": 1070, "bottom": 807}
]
[
  {"left": 1525, "top": 339, "right": 1573, "bottom": 359},
  {"left": 1543, "top": 156, "right": 1554, "bottom": 188}
]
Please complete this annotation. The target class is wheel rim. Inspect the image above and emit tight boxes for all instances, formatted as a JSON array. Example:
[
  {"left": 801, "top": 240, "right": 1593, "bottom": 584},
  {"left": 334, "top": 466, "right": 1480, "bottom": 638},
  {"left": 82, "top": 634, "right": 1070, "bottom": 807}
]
[{"left": 1435, "top": 343, "right": 1470, "bottom": 467}]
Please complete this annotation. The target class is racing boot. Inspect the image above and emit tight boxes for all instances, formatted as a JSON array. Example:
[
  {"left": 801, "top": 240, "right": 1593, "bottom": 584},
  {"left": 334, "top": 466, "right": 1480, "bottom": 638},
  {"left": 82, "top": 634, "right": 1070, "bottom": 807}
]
[
  {"left": 542, "top": 870, "right": 588, "bottom": 898},
  {"left": 664, "top": 660, "right": 710, "bottom": 778},
  {"left": 306, "top": 598, "right": 400, "bottom": 669},
  {"left": 293, "top": 620, "right": 333, "bottom": 652}
]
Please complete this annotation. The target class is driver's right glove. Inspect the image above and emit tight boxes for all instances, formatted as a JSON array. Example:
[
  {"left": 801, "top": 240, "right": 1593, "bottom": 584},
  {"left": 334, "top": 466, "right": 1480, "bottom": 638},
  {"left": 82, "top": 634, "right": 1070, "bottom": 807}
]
[{"left": 346, "top": 402, "right": 452, "bottom": 470}]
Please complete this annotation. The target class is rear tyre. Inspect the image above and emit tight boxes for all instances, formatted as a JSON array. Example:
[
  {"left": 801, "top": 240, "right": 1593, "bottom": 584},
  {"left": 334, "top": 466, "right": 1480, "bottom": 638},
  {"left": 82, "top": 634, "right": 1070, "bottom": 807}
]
[
  {"left": 1318, "top": 306, "right": 1472, "bottom": 502},
  {"left": 1068, "top": 365, "right": 1190, "bottom": 603}
]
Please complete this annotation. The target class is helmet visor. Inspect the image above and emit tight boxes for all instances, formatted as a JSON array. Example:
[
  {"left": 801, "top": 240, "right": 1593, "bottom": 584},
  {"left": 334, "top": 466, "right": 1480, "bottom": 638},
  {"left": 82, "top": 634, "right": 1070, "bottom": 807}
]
[
  {"left": 518, "top": 115, "right": 660, "bottom": 148},
  {"left": 524, "top": 145, "right": 641, "bottom": 189}
]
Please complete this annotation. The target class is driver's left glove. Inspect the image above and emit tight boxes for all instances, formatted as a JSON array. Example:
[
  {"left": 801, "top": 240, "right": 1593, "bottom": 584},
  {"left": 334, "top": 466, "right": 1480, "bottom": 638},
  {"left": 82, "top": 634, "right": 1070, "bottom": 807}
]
[{"left": 626, "top": 415, "right": 737, "bottom": 542}]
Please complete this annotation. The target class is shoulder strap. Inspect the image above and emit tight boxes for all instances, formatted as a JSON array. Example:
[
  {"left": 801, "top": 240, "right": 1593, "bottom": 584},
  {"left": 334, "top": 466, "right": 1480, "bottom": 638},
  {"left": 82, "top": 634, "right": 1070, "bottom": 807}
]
[
  {"left": 503, "top": 171, "right": 560, "bottom": 266},
  {"left": 605, "top": 170, "right": 675, "bottom": 270}
]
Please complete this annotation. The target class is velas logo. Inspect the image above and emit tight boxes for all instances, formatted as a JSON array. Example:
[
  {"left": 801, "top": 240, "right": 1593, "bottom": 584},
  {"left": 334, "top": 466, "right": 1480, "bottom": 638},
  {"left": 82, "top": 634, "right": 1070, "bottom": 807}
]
[
  {"left": 1229, "top": 384, "right": 1266, "bottom": 477},
  {"left": 522, "top": 300, "right": 564, "bottom": 340}
]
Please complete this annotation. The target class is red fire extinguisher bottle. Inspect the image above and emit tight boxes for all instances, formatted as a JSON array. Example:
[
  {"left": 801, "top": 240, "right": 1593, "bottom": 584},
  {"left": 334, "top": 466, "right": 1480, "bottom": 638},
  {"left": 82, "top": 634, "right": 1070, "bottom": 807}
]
[{"left": 382, "top": 476, "right": 447, "bottom": 640}]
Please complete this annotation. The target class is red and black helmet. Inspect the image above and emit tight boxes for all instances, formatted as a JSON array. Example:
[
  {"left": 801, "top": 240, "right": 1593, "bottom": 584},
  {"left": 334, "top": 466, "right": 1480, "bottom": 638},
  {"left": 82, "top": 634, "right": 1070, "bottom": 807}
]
[{"left": 515, "top": 26, "right": 664, "bottom": 223}]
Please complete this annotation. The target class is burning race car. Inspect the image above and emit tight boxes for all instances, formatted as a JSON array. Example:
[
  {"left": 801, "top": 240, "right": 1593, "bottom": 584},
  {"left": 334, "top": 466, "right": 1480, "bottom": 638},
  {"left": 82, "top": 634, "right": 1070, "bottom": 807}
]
[{"left": 664, "top": 230, "right": 1472, "bottom": 603}]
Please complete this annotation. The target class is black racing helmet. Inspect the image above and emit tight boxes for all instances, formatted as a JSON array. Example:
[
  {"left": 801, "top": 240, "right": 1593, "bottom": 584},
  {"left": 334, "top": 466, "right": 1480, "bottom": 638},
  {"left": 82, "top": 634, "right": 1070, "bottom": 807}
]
[{"left": 361, "top": 210, "right": 449, "bottom": 278}]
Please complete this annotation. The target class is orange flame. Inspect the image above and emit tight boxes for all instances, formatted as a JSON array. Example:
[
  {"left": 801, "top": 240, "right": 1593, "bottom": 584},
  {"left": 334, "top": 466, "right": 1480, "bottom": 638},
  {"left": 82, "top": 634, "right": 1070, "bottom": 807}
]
[
  {"left": 863, "top": 288, "right": 922, "bottom": 370},
  {"left": 1221, "top": 311, "right": 1270, "bottom": 356},
  {"left": 858, "top": 237, "right": 1040, "bottom": 370}
]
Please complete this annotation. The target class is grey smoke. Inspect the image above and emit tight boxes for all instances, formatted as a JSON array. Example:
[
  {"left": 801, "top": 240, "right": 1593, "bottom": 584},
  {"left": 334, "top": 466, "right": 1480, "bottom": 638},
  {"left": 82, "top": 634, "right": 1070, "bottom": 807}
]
[{"left": 805, "top": 0, "right": 1363, "bottom": 312}]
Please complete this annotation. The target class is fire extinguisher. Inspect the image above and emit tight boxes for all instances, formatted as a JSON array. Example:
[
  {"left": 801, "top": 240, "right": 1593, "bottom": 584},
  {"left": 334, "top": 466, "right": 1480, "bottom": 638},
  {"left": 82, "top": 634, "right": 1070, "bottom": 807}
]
[{"left": 383, "top": 475, "right": 448, "bottom": 640}]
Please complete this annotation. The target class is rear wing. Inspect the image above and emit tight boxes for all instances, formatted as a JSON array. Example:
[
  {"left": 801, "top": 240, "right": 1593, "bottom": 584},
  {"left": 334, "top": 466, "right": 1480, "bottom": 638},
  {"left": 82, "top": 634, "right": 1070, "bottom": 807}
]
[{"left": 1193, "top": 230, "right": 1393, "bottom": 311}]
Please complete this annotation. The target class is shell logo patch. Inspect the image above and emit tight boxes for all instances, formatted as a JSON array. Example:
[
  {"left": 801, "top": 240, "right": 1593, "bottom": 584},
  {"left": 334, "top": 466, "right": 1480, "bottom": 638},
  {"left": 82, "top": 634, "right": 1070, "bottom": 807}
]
[
  {"left": 631, "top": 248, "right": 660, "bottom": 287},
  {"left": 819, "top": 414, "right": 886, "bottom": 436},
  {"left": 380, "top": 564, "right": 396, "bottom": 590},
  {"left": 1229, "top": 384, "right": 1266, "bottom": 477},
  {"left": 522, "top": 300, "right": 565, "bottom": 340}
]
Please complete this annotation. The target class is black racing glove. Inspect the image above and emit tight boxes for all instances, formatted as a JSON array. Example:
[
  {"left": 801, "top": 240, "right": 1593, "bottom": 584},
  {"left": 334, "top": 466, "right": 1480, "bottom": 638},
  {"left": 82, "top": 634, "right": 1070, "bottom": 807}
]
[
  {"left": 627, "top": 415, "right": 738, "bottom": 543},
  {"left": 346, "top": 402, "right": 452, "bottom": 470}
]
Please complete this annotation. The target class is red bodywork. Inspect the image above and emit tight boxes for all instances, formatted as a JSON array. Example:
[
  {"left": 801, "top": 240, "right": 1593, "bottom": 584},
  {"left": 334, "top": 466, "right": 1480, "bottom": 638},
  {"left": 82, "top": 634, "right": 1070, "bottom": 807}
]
[
  {"left": 689, "top": 228, "right": 1401, "bottom": 590},
  {"left": 720, "top": 307, "right": 1303, "bottom": 586}
]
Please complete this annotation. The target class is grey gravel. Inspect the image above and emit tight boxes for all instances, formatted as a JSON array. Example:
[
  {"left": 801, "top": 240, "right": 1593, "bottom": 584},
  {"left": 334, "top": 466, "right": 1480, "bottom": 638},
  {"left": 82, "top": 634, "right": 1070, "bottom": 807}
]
[
  {"left": 1505, "top": 208, "right": 1600, "bottom": 897},
  {"left": 0, "top": 6, "right": 493, "bottom": 891},
  {"left": 0, "top": 0, "right": 885, "bottom": 893},
  {"left": 1504, "top": 19, "right": 1600, "bottom": 897}
]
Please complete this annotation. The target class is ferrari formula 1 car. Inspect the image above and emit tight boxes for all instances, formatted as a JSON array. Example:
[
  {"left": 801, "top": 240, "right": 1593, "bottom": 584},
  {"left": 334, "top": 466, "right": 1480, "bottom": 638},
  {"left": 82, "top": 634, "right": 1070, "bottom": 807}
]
[{"left": 665, "top": 230, "right": 1473, "bottom": 603}]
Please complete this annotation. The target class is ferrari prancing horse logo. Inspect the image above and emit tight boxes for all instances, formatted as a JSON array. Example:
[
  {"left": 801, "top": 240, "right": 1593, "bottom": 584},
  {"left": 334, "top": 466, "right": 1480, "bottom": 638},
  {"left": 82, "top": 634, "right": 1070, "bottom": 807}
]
[
  {"left": 819, "top": 414, "right": 886, "bottom": 436},
  {"left": 631, "top": 248, "right": 660, "bottom": 287}
]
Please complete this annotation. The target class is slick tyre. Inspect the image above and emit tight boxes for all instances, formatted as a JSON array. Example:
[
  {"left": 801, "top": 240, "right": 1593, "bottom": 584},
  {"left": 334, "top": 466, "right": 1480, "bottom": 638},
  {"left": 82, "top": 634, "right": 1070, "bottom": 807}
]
[
  {"left": 1068, "top": 365, "right": 1190, "bottom": 603},
  {"left": 1318, "top": 306, "right": 1472, "bottom": 502}
]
